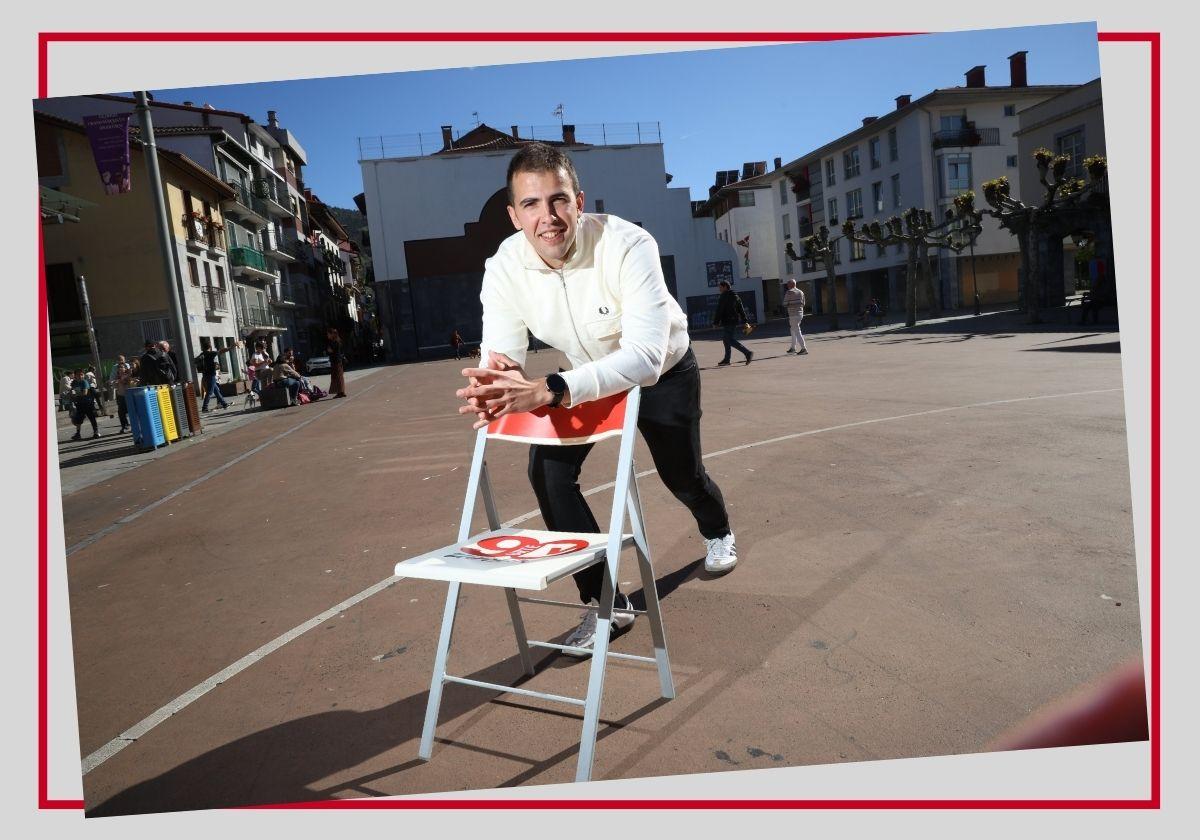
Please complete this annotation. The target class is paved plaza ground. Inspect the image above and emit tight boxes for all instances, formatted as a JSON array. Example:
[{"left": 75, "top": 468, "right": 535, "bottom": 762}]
[{"left": 54, "top": 308, "right": 1141, "bottom": 815}]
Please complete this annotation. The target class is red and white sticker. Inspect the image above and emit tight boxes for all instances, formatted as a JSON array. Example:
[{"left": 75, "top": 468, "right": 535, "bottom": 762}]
[{"left": 459, "top": 535, "right": 591, "bottom": 562}]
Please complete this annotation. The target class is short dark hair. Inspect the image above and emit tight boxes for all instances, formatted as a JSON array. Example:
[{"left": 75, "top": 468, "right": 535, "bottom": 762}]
[
  {"left": 718, "top": 280, "right": 731, "bottom": 290},
  {"left": 506, "top": 142, "right": 580, "bottom": 205}
]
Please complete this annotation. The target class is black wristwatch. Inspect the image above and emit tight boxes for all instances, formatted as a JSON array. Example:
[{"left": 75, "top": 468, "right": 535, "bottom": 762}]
[{"left": 545, "top": 373, "right": 567, "bottom": 409}]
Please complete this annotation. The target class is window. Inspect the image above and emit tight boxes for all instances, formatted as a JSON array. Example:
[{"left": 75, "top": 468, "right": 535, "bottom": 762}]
[
  {"left": 798, "top": 215, "right": 813, "bottom": 238},
  {"left": 869, "top": 137, "right": 881, "bottom": 169},
  {"left": 202, "top": 261, "right": 212, "bottom": 288},
  {"left": 943, "top": 153, "right": 971, "bottom": 195},
  {"left": 1055, "top": 128, "right": 1086, "bottom": 178},
  {"left": 1004, "top": 104, "right": 1016, "bottom": 117},
  {"left": 846, "top": 189, "right": 863, "bottom": 219},
  {"left": 872, "top": 181, "right": 883, "bottom": 214},
  {"left": 843, "top": 147, "right": 861, "bottom": 179},
  {"left": 187, "top": 256, "right": 200, "bottom": 286},
  {"left": 876, "top": 244, "right": 886, "bottom": 258},
  {"left": 216, "top": 265, "right": 226, "bottom": 289},
  {"left": 140, "top": 318, "right": 171, "bottom": 344},
  {"left": 785, "top": 255, "right": 793, "bottom": 273},
  {"left": 824, "top": 158, "right": 836, "bottom": 187},
  {"left": 833, "top": 241, "right": 842, "bottom": 265},
  {"left": 828, "top": 197, "right": 839, "bottom": 226},
  {"left": 594, "top": 199, "right": 605, "bottom": 213},
  {"left": 851, "top": 240, "right": 866, "bottom": 261},
  {"left": 940, "top": 112, "right": 967, "bottom": 132},
  {"left": 890, "top": 174, "right": 902, "bottom": 209},
  {"left": 782, "top": 213, "right": 791, "bottom": 240},
  {"left": 888, "top": 127, "right": 898, "bottom": 162},
  {"left": 1007, "top": 155, "right": 1019, "bottom": 168},
  {"left": 779, "top": 180, "right": 788, "bottom": 205},
  {"left": 738, "top": 191, "right": 756, "bottom": 207}
]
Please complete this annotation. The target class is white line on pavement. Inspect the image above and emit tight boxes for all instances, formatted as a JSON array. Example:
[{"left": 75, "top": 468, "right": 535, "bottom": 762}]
[{"left": 79, "top": 385, "right": 1122, "bottom": 775}]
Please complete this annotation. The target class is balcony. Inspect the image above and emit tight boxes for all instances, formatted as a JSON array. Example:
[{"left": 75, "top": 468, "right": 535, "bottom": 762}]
[
  {"left": 182, "top": 214, "right": 208, "bottom": 251},
  {"left": 229, "top": 245, "right": 277, "bottom": 281},
  {"left": 207, "top": 224, "right": 227, "bottom": 255},
  {"left": 221, "top": 181, "right": 269, "bottom": 225},
  {"left": 242, "top": 305, "right": 285, "bottom": 330},
  {"left": 201, "top": 286, "right": 229, "bottom": 313},
  {"left": 253, "top": 178, "right": 292, "bottom": 217},
  {"left": 932, "top": 126, "right": 1000, "bottom": 148},
  {"left": 263, "top": 232, "right": 297, "bottom": 263}
]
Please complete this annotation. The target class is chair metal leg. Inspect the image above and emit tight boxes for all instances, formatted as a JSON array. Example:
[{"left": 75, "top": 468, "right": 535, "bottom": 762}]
[
  {"left": 575, "top": 558, "right": 618, "bottom": 783},
  {"left": 505, "top": 587, "right": 534, "bottom": 676},
  {"left": 627, "top": 482, "right": 674, "bottom": 699},
  {"left": 419, "top": 582, "right": 462, "bottom": 760}
]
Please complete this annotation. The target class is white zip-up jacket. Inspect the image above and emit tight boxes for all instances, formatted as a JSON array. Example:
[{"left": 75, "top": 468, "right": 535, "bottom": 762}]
[{"left": 479, "top": 213, "right": 690, "bottom": 406}]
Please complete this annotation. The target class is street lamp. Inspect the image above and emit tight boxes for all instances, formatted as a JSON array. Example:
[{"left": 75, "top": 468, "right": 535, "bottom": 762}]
[{"left": 950, "top": 219, "right": 982, "bottom": 316}]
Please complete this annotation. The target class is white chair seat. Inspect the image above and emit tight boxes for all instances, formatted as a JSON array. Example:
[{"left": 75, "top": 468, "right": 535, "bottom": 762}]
[{"left": 395, "top": 528, "right": 634, "bottom": 590}]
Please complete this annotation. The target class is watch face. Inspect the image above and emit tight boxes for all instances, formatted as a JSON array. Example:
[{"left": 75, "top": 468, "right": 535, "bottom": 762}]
[{"left": 547, "top": 373, "right": 566, "bottom": 394}]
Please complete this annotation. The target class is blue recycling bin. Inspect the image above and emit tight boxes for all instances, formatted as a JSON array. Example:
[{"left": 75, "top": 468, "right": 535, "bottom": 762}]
[{"left": 126, "top": 386, "right": 166, "bottom": 451}]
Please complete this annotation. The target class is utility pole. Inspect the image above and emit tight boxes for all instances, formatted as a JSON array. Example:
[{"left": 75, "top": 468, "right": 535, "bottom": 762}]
[
  {"left": 75, "top": 274, "right": 109, "bottom": 416},
  {"left": 135, "top": 90, "right": 196, "bottom": 386}
]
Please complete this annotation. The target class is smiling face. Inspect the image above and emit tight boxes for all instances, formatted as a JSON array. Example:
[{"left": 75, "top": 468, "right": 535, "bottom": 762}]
[{"left": 507, "top": 167, "right": 584, "bottom": 270}]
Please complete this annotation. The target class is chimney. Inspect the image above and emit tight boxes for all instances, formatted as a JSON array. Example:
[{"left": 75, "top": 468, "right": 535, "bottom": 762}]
[
  {"left": 773, "top": 157, "right": 782, "bottom": 170},
  {"left": 1008, "top": 51, "right": 1028, "bottom": 87},
  {"left": 267, "top": 110, "right": 278, "bottom": 128},
  {"left": 965, "top": 65, "right": 986, "bottom": 88},
  {"left": 862, "top": 116, "right": 878, "bottom": 126},
  {"left": 440, "top": 125, "right": 454, "bottom": 151},
  {"left": 562, "top": 124, "right": 576, "bottom": 145},
  {"left": 511, "top": 125, "right": 519, "bottom": 138},
  {"left": 895, "top": 94, "right": 911, "bottom": 110}
]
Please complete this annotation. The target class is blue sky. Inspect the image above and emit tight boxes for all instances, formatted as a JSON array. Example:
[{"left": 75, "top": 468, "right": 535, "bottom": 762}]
[{"left": 147, "top": 23, "right": 1100, "bottom": 208}]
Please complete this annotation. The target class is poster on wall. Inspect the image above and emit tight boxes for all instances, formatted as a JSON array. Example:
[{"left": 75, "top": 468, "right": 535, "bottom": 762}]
[{"left": 706, "top": 260, "right": 733, "bottom": 287}]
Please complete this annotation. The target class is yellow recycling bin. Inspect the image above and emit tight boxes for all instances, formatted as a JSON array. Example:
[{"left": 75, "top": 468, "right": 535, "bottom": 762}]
[{"left": 156, "top": 385, "right": 180, "bottom": 441}]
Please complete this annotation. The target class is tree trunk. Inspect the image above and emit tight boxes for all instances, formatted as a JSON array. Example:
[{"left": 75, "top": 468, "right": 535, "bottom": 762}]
[
  {"left": 824, "top": 258, "right": 840, "bottom": 330},
  {"left": 917, "top": 242, "right": 940, "bottom": 319},
  {"left": 905, "top": 246, "right": 918, "bottom": 328}
]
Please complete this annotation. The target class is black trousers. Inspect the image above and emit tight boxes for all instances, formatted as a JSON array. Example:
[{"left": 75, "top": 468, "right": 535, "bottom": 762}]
[
  {"left": 720, "top": 325, "right": 751, "bottom": 362},
  {"left": 116, "top": 394, "right": 128, "bottom": 429},
  {"left": 527, "top": 348, "right": 729, "bottom": 603}
]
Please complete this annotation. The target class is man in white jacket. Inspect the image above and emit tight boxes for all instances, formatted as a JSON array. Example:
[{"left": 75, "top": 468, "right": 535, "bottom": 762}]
[
  {"left": 457, "top": 143, "right": 738, "bottom": 656},
  {"left": 783, "top": 278, "right": 809, "bottom": 355}
]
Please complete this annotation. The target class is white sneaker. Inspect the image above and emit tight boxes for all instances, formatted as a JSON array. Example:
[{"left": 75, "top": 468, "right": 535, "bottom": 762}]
[
  {"left": 704, "top": 533, "right": 738, "bottom": 575},
  {"left": 562, "top": 595, "right": 636, "bottom": 658}
]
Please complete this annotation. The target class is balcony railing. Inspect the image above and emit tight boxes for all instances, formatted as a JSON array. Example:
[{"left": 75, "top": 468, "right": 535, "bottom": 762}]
[
  {"left": 932, "top": 126, "right": 1000, "bottom": 148},
  {"left": 243, "top": 305, "right": 283, "bottom": 328},
  {"left": 358, "top": 121, "right": 663, "bottom": 160},
  {"left": 201, "top": 286, "right": 228, "bottom": 312},
  {"left": 230, "top": 245, "right": 269, "bottom": 273},
  {"left": 226, "top": 181, "right": 270, "bottom": 218},
  {"left": 207, "top": 225, "right": 226, "bottom": 252},
  {"left": 182, "top": 214, "right": 207, "bottom": 246},
  {"left": 253, "top": 178, "right": 285, "bottom": 207}
]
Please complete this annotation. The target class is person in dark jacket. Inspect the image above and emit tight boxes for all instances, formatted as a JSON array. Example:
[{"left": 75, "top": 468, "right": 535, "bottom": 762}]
[
  {"left": 712, "top": 280, "right": 753, "bottom": 366},
  {"left": 197, "top": 346, "right": 230, "bottom": 412},
  {"left": 326, "top": 327, "right": 347, "bottom": 398},
  {"left": 138, "top": 340, "right": 177, "bottom": 386},
  {"left": 69, "top": 369, "right": 100, "bottom": 440}
]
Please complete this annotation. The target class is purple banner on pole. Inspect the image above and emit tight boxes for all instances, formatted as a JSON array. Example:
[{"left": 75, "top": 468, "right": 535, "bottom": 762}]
[{"left": 82, "top": 113, "right": 133, "bottom": 195}]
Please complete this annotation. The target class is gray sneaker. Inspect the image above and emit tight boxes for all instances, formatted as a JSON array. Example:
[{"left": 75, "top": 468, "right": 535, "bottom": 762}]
[{"left": 562, "top": 595, "right": 636, "bottom": 658}]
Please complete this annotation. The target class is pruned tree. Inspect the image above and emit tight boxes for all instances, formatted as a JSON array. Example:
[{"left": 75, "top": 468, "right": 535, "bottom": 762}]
[
  {"left": 982, "top": 151, "right": 1110, "bottom": 324},
  {"left": 786, "top": 226, "right": 842, "bottom": 330},
  {"left": 840, "top": 193, "right": 984, "bottom": 327}
]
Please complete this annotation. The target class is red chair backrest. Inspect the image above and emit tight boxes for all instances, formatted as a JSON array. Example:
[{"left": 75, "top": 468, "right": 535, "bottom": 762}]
[{"left": 486, "top": 391, "right": 629, "bottom": 446}]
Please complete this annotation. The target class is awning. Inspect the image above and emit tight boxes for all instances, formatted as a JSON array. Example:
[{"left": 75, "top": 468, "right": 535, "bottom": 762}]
[{"left": 40, "top": 185, "right": 96, "bottom": 224}]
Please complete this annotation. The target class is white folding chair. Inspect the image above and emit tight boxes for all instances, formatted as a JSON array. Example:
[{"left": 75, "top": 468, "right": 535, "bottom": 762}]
[{"left": 394, "top": 386, "right": 674, "bottom": 783}]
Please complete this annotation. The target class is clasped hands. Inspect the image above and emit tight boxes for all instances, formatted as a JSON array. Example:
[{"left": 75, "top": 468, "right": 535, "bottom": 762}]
[{"left": 457, "top": 350, "right": 553, "bottom": 430}]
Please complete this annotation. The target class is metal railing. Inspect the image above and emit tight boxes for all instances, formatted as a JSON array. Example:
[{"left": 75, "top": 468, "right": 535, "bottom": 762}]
[
  {"left": 207, "top": 225, "right": 226, "bottom": 251},
  {"left": 182, "top": 214, "right": 207, "bottom": 245},
  {"left": 932, "top": 127, "right": 1000, "bottom": 148},
  {"left": 358, "top": 121, "right": 663, "bottom": 160},
  {"left": 243, "top": 305, "right": 281, "bottom": 327},
  {"left": 230, "top": 245, "right": 269, "bottom": 273},
  {"left": 226, "top": 181, "right": 270, "bottom": 217},
  {"left": 201, "top": 286, "right": 228, "bottom": 312}
]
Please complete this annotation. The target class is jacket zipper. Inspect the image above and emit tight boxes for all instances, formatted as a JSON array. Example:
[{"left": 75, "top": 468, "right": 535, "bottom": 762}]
[{"left": 557, "top": 268, "right": 595, "bottom": 362}]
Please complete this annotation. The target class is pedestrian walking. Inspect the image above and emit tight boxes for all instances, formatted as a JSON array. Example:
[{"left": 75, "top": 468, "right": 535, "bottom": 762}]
[
  {"left": 110, "top": 355, "right": 132, "bottom": 432},
  {"left": 783, "top": 279, "right": 809, "bottom": 355},
  {"left": 198, "top": 346, "right": 230, "bottom": 412},
  {"left": 69, "top": 369, "right": 100, "bottom": 440},
  {"left": 58, "top": 372, "right": 73, "bottom": 412},
  {"left": 458, "top": 142, "right": 740, "bottom": 658},
  {"left": 713, "top": 280, "right": 753, "bottom": 366},
  {"left": 326, "top": 327, "right": 347, "bottom": 398},
  {"left": 450, "top": 329, "right": 464, "bottom": 360},
  {"left": 138, "top": 340, "right": 177, "bottom": 386}
]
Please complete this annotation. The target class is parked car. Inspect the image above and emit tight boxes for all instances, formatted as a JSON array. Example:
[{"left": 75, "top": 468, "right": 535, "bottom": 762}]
[{"left": 306, "top": 355, "right": 331, "bottom": 374}]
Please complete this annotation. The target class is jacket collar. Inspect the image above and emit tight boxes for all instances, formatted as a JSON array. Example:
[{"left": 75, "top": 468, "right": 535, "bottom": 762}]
[{"left": 517, "top": 214, "right": 598, "bottom": 272}]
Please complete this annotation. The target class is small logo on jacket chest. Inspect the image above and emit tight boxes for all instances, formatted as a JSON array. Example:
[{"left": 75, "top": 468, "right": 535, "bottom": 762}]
[{"left": 598, "top": 306, "right": 611, "bottom": 315}]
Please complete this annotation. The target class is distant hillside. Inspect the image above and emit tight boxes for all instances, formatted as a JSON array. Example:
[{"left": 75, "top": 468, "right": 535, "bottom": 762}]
[{"left": 328, "top": 206, "right": 373, "bottom": 283}]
